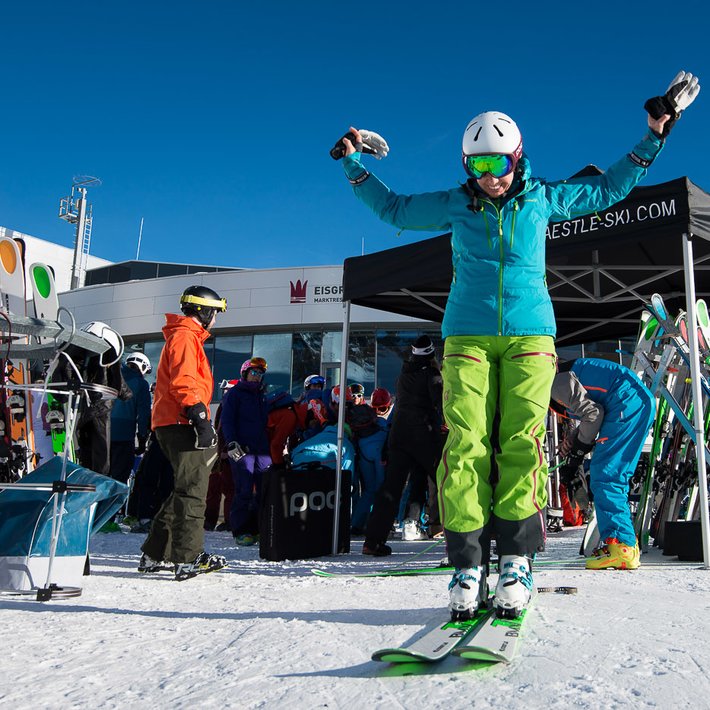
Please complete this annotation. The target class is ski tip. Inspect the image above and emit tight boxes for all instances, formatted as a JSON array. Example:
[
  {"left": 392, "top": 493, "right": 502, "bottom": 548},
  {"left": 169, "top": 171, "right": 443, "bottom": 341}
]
[
  {"left": 372, "top": 650, "right": 432, "bottom": 664},
  {"left": 453, "top": 648, "right": 509, "bottom": 664}
]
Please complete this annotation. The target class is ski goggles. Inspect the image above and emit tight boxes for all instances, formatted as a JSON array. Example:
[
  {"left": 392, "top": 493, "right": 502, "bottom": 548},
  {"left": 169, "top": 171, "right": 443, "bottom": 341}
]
[
  {"left": 306, "top": 376, "right": 325, "bottom": 388},
  {"left": 374, "top": 405, "right": 390, "bottom": 415},
  {"left": 464, "top": 153, "right": 515, "bottom": 179},
  {"left": 248, "top": 357, "right": 268, "bottom": 371},
  {"left": 350, "top": 384, "right": 365, "bottom": 397}
]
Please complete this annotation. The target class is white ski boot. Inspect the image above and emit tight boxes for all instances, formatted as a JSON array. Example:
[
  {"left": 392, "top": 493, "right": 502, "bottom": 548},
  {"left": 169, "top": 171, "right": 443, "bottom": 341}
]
[
  {"left": 448, "top": 567, "right": 484, "bottom": 620},
  {"left": 494, "top": 555, "right": 533, "bottom": 618},
  {"left": 402, "top": 518, "right": 428, "bottom": 541}
]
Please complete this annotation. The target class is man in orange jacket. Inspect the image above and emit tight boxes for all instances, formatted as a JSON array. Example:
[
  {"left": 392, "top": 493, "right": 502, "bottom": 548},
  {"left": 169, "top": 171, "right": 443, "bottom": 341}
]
[{"left": 138, "top": 285, "right": 229, "bottom": 581}]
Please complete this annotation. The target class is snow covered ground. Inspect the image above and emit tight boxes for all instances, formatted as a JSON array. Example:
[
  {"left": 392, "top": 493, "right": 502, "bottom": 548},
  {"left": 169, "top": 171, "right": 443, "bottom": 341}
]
[{"left": 2, "top": 526, "right": 710, "bottom": 709}]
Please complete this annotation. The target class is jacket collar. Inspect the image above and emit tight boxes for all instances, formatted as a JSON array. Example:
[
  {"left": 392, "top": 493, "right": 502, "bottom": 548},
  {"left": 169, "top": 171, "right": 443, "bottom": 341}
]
[{"left": 162, "top": 313, "right": 211, "bottom": 343}]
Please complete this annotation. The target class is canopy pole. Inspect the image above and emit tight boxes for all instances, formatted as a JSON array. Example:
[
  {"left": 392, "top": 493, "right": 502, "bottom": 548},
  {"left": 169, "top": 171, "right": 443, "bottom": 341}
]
[
  {"left": 682, "top": 233, "right": 710, "bottom": 569},
  {"left": 332, "top": 299, "right": 351, "bottom": 556}
]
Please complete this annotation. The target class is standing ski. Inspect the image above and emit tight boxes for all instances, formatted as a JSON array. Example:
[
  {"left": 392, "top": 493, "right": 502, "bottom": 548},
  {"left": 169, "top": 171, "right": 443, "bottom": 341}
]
[
  {"left": 0, "top": 236, "right": 35, "bottom": 477},
  {"left": 28, "top": 262, "right": 63, "bottom": 463}
]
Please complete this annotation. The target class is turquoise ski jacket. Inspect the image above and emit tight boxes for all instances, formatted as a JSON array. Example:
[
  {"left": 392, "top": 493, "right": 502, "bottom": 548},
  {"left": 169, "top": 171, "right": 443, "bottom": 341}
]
[{"left": 343, "top": 132, "right": 663, "bottom": 339}]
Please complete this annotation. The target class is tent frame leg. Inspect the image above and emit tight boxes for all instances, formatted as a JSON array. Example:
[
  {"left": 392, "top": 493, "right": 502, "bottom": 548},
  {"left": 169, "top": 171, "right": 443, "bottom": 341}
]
[{"left": 332, "top": 300, "right": 351, "bottom": 556}]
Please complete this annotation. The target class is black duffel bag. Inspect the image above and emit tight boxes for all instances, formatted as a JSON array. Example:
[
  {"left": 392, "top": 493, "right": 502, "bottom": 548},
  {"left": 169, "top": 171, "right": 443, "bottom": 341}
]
[{"left": 259, "top": 464, "right": 351, "bottom": 561}]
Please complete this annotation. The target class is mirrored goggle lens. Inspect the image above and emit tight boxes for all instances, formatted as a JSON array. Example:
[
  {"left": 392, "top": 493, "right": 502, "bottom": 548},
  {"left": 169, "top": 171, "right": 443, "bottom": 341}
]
[
  {"left": 465, "top": 154, "right": 514, "bottom": 179},
  {"left": 309, "top": 377, "right": 325, "bottom": 386}
]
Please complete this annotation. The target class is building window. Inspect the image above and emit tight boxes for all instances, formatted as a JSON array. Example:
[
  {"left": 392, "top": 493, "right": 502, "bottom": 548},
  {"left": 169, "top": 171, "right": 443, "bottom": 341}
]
[
  {"left": 349, "top": 332, "right": 375, "bottom": 395},
  {"left": 321, "top": 331, "right": 341, "bottom": 363},
  {"left": 375, "top": 330, "right": 442, "bottom": 394},
  {"left": 212, "top": 335, "right": 252, "bottom": 399},
  {"left": 253, "top": 333, "right": 292, "bottom": 394},
  {"left": 291, "top": 332, "right": 322, "bottom": 395},
  {"left": 134, "top": 340, "right": 165, "bottom": 389}
]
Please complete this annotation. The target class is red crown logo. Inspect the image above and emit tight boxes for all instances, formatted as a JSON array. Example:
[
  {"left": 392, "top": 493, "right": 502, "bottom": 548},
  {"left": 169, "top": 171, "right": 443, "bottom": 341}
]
[{"left": 290, "top": 279, "right": 308, "bottom": 304}]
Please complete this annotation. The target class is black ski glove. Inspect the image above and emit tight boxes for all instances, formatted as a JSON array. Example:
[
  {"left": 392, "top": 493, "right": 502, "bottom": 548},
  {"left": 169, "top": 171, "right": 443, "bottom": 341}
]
[
  {"left": 135, "top": 435, "right": 147, "bottom": 456},
  {"left": 226, "top": 441, "right": 246, "bottom": 462},
  {"left": 644, "top": 70, "right": 701, "bottom": 137},
  {"left": 330, "top": 129, "right": 389, "bottom": 160},
  {"left": 563, "top": 433, "right": 594, "bottom": 470},
  {"left": 184, "top": 402, "right": 217, "bottom": 449}
]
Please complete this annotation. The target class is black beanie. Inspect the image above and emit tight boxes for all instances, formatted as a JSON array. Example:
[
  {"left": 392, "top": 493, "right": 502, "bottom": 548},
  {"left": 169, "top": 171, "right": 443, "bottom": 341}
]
[{"left": 411, "top": 335, "right": 435, "bottom": 357}]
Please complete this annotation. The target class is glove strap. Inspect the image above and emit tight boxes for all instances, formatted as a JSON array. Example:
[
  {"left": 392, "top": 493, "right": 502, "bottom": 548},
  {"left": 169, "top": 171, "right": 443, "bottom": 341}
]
[
  {"left": 348, "top": 171, "right": 371, "bottom": 186},
  {"left": 629, "top": 151, "right": 654, "bottom": 168}
]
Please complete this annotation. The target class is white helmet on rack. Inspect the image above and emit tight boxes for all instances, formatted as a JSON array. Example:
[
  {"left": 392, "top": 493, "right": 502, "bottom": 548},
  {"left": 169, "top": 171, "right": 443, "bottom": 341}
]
[
  {"left": 125, "top": 351, "right": 152, "bottom": 376},
  {"left": 462, "top": 111, "right": 523, "bottom": 176},
  {"left": 81, "top": 321, "right": 124, "bottom": 366}
]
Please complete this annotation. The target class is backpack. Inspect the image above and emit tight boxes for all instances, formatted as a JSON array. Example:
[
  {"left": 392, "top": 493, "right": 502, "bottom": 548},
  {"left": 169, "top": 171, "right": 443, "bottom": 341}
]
[
  {"left": 266, "top": 390, "right": 296, "bottom": 413},
  {"left": 348, "top": 404, "right": 380, "bottom": 440}
]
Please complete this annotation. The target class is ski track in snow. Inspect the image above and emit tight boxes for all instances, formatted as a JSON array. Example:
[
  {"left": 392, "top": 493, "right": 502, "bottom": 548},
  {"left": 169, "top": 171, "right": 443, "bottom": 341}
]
[{"left": 1, "top": 526, "right": 709, "bottom": 708}]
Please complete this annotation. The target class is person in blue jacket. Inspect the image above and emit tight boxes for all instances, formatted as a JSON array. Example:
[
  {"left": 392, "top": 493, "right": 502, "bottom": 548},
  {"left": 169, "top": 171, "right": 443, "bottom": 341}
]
[
  {"left": 338, "top": 71, "right": 699, "bottom": 619},
  {"left": 221, "top": 357, "right": 271, "bottom": 546},
  {"left": 290, "top": 423, "right": 355, "bottom": 473},
  {"left": 110, "top": 352, "right": 152, "bottom": 484},
  {"left": 551, "top": 358, "right": 655, "bottom": 570}
]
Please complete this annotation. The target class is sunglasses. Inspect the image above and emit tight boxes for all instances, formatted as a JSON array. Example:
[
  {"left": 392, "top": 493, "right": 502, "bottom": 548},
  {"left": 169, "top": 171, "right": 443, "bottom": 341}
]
[
  {"left": 464, "top": 153, "right": 515, "bottom": 179},
  {"left": 247, "top": 368, "right": 264, "bottom": 377}
]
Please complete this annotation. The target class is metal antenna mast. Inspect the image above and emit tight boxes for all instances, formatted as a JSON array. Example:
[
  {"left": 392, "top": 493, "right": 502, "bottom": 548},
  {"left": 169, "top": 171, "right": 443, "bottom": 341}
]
[{"left": 58, "top": 175, "right": 102, "bottom": 290}]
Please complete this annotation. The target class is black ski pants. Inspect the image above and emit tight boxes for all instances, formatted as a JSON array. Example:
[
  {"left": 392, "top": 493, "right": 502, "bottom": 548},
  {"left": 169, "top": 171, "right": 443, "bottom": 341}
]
[{"left": 365, "top": 434, "right": 441, "bottom": 546}]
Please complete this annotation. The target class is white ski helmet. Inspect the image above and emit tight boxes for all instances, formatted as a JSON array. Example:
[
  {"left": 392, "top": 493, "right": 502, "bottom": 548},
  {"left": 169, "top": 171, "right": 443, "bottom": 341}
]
[
  {"left": 462, "top": 111, "right": 523, "bottom": 173},
  {"left": 125, "top": 351, "right": 152, "bottom": 376},
  {"left": 81, "top": 321, "right": 124, "bottom": 366}
]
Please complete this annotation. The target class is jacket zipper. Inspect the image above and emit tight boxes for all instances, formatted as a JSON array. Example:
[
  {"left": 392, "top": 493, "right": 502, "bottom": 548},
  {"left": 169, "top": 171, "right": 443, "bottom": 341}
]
[{"left": 479, "top": 191, "right": 529, "bottom": 336}]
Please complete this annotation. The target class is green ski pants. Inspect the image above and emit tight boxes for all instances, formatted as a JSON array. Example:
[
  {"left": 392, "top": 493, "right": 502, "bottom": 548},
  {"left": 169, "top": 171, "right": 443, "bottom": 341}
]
[
  {"left": 141, "top": 425, "right": 218, "bottom": 564},
  {"left": 437, "top": 335, "right": 556, "bottom": 568}
]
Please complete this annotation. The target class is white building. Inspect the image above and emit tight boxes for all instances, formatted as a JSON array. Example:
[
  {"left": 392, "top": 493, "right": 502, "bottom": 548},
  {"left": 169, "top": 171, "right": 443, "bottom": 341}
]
[
  {"left": 57, "top": 260, "right": 439, "bottom": 400},
  {"left": 0, "top": 226, "right": 112, "bottom": 294}
]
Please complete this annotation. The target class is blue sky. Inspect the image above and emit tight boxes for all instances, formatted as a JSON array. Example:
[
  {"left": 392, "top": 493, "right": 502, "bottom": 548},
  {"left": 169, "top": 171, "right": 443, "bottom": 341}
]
[{"left": 2, "top": 2, "right": 709, "bottom": 270}]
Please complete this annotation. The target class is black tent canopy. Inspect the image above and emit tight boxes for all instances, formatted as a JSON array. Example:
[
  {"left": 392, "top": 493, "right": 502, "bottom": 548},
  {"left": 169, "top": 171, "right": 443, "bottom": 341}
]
[{"left": 342, "top": 177, "right": 710, "bottom": 345}]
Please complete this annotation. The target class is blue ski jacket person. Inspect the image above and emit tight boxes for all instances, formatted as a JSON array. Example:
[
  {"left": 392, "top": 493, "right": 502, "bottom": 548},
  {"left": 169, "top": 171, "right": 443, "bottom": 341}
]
[
  {"left": 337, "top": 86, "right": 692, "bottom": 613},
  {"left": 111, "top": 363, "right": 151, "bottom": 443},
  {"left": 551, "top": 358, "right": 655, "bottom": 552},
  {"left": 342, "top": 134, "right": 663, "bottom": 339},
  {"left": 290, "top": 424, "right": 355, "bottom": 472}
]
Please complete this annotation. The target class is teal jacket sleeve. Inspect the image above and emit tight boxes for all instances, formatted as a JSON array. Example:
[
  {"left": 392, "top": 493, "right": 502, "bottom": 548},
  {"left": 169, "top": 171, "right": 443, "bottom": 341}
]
[
  {"left": 343, "top": 152, "right": 452, "bottom": 232},
  {"left": 545, "top": 132, "right": 664, "bottom": 221}
]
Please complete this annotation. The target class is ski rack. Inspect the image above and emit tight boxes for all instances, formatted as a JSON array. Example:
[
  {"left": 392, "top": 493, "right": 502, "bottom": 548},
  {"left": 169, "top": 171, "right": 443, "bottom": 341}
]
[
  {"left": 633, "top": 296, "right": 710, "bottom": 552},
  {"left": 0, "top": 379, "right": 118, "bottom": 601},
  {"left": 0, "top": 312, "right": 110, "bottom": 360}
]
